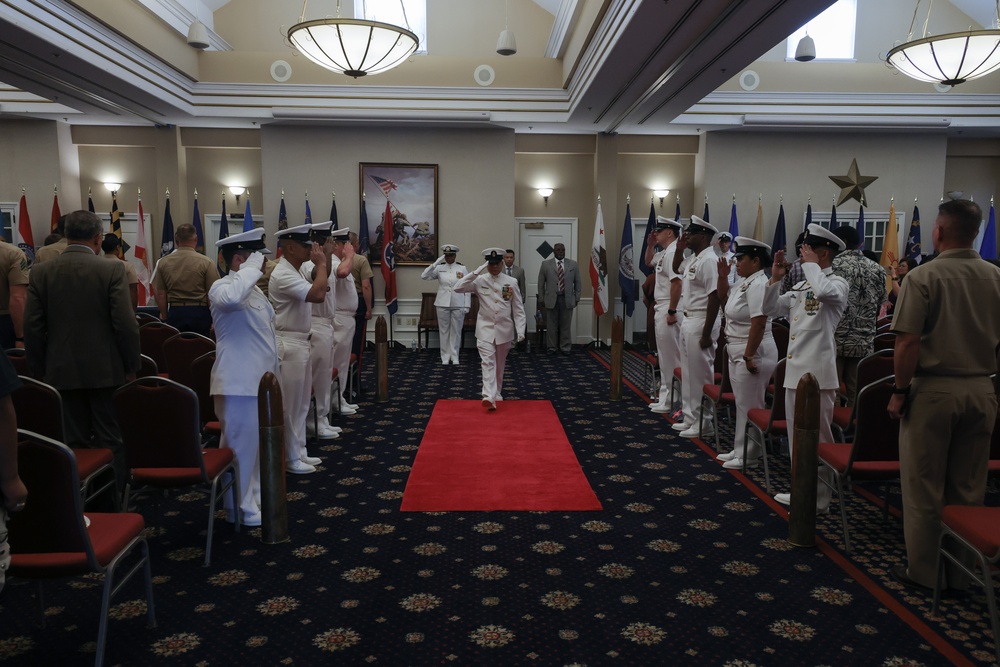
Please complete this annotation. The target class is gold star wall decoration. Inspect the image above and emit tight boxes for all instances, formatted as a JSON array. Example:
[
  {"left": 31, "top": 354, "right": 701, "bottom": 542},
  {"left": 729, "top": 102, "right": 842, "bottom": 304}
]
[{"left": 829, "top": 158, "right": 878, "bottom": 206}]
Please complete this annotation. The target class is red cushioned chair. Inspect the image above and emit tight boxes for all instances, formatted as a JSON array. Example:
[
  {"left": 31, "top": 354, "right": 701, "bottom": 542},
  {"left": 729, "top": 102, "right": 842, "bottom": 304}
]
[
  {"left": 135, "top": 311, "right": 160, "bottom": 326},
  {"left": 817, "top": 377, "right": 899, "bottom": 553},
  {"left": 873, "top": 331, "right": 896, "bottom": 352},
  {"left": 5, "top": 348, "right": 30, "bottom": 378},
  {"left": 831, "top": 349, "right": 894, "bottom": 441},
  {"left": 189, "top": 350, "right": 221, "bottom": 446},
  {"left": 138, "top": 322, "right": 179, "bottom": 376},
  {"left": 743, "top": 359, "right": 787, "bottom": 495},
  {"left": 137, "top": 353, "right": 160, "bottom": 378},
  {"left": 8, "top": 430, "right": 155, "bottom": 667},
  {"left": 114, "top": 377, "right": 240, "bottom": 566},
  {"left": 10, "top": 376, "right": 118, "bottom": 510},
  {"left": 932, "top": 506, "right": 1000, "bottom": 666},
  {"left": 700, "top": 345, "right": 735, "bottom": 452},
  {"left": 162, "top": 331, "right": 216, "bottom": 390},
  {"left": 771, "top": 321, "right": 789, "bottom": 361}
]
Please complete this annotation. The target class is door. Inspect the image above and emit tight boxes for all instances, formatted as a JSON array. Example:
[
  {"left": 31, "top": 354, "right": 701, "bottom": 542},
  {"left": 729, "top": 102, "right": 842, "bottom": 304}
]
[{"left": 517, "top": 218, "right": 577, "bottom": 334}]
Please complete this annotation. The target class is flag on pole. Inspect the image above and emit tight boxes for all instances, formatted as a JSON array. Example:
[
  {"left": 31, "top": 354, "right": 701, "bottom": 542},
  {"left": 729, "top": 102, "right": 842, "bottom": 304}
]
[
  {"left": 110, "top": 191, "right": 129, "bottom": 259},
  {"left": 330, "top": 194, "right": 338, "bottom": 230},
  {"left": 772, "top": 203, "right": 787, "bottom": 256},
  {"left": 752, "top": 197, "right": 763, "bottom": 241},
  {"left": 135, "top": 195, "right": 151, "bottom": 306},
  {"left": 805, "top": 200, "right": 813, "bottom": 231},
  {"left": 856, "top": 202, "right": 866, "bottom": 249},
  {"left": 16, "top": 191, "right": 35, "bottom": 265},
  {"left": 619, "top": 202, "right": 636, "bottom": 317},
  {"left": 728, "top": 198, "right": 739, "bottom": 239},
  {"left": 674, "top": 196, "right": 680, "bottom": 222},
  {"left": 87, "top": 190, "right": 95, "bottom": 214},
  {"left": 359, "top": 198, "right": 370, "bottom": 256},
  {"left": 638, "top": 200, "right": 656, "bottom": 277},
  {"left": 242, "top": 191, "right": 254, "bottom": 232},
  {"left": 219, "top": 193, "right": 229, "bottom": 240},
  {"left": 304, "top": 196, "right": 312, "bottom": 225},
  {"left": 50, "top": 187, "right": 61, "bottom": 233},
  {"left": 192, "top": 192, "right": 205, "bottom": 253},
  {"left": 381, "top": 201, "right": 398, "bottom": 315},
  {"left": 880, "top": 199, "right": 899, "bottom": 291},
  {"left": 591, "top": 200, "right": 609, "bottom": 317},
  {"left": 161, "top": 193, "right": 175, "bottom": 257},
  {"left": 703, "top": 195, "right": 710, "bottom": 223},
  {"left": 370, "top": 175, "right": 398, "bottom": 198},
  {"left": 830, "top": 199, "right": 838, "bottom": 229},
  {"left": 276, "top": 192, "right": 288, "bottom": 259},
  {"left": 981, "top": 200, "right": 997, "bottom": 261},
  {"left": 905, "top": 202, "right": 921, "bottom": 263}
]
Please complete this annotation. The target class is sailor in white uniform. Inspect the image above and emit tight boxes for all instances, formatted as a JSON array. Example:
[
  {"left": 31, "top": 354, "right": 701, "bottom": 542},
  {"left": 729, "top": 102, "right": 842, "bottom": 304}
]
[
  {"left": 715, "top": 237, "right": 778, "bottom": 470},
  {"left": 644, "top": 216, "right": 684, "bottom": 413},
  {"left": 329, "top": 227, "right": 360, "bottom": 414},
  {"left": 209, "top": 229, "right": 278, "bottom": 526},
  {"left": 762, "top": 223, "right": 849, "bottom": 512},
  {"left": 300, "top": 221, "right": 342, "bottom": 439},
  {"left": 454, "top": 247, "right": 527, "bottom": 410},
  {"left": 421, "top": 244, "right": 471, "bottom": 365}
]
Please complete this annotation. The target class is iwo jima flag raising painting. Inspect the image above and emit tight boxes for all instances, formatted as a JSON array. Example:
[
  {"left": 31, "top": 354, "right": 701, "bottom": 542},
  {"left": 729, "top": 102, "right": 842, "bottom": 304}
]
[{"left": 360, "top": 163, "right": 439, "bottom": 265}]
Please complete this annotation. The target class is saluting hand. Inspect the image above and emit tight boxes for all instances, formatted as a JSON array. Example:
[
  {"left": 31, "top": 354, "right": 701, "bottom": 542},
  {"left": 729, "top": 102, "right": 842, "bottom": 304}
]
[
  {"left": 771, "top": 250, "right": 786, "bottom": 281},
  {"left": 343, "top": 241, "right": 355, "bottom": 260},
  {"left": 799, "top": 243, "right": 819, "bottom": 265},
  {"left": 309, "top": 242, "right": 326, "bottom": 266}
]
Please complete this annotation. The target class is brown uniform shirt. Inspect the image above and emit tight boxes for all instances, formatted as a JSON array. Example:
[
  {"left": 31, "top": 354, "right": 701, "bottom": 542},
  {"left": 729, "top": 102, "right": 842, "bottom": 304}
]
[
  {"left": 103, "top": 252, "right": 138, "bottom": 285},
  {"left": 0, "top": 242, "right": 29, "bottom": 314},
  {"left": 151, "top": 246, "right": 218, "bottom": 305},
  {"left": 33, "top": 237, "right": 68, "bottom": 265},
  {"left": 351, "top": 254, "right": 374, "bottom": 298}
]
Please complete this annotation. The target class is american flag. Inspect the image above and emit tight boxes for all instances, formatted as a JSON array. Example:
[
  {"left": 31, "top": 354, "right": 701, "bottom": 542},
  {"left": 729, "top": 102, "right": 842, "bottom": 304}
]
[{"left": 369, "top": 175, "right": 398, "bottom": 198}]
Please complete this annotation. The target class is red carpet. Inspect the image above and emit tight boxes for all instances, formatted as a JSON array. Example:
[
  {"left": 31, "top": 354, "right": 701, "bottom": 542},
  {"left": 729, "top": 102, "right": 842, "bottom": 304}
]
[{"left": 401, "top": 400, "right": 603, "bottom": 512}]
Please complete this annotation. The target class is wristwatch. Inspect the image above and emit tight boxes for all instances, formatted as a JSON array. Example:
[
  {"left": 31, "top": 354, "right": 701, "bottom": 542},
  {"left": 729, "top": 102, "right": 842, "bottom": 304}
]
[
  {"left": 891, "top": 383, "right": 911, "bottom": 395},
  {"left": 667, "top": 309, "right": 677, "bottom": 315}
]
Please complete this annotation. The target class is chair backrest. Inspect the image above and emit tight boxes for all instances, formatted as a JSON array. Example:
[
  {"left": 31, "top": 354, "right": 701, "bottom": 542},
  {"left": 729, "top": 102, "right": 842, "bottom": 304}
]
[
  {"left": 139, "top": 322, "right": 180, "bottom": 373},
  {"left": 717, "top": 346, "right": 733, "bottom": 394},
  {"left": 189, "top": 350, "right": 218, "bottom": 424},
  {"left": 8, "top": 430, "right": 95, "bottom": 565},
  {"left": 418, "top": 293, "right": 438, "bottom": 326},
  {"left": 5, "top": 349, "right": 30, "bottom": 378},
  {"left": 135, "top": 312, "right": 160, "bottom": 326},
  {"left": 162, "top": 332, "right": 216, "bottom": 389},
  {"left": 770, "top": 321, "right": 789, "bottom": 360},
  {"left": 849, "top": 377, "right": 900, "bottom": 465},
  {"left": 873, "top": 332, "right": 896, "bottom": 352},
  {"left": 769, "top": 359, "right": 787, "bottom": 424},
  {"left": 856, "top": 349, "right": 894, "bottom": 391},
  {"left": 113, "top": 377, "right": 207, "bottom": 472},
  {"left": 463, "top": 294, "right": 480, "bottom": 329},
  {"left": 137, "top": 354, "right": 159, "bottom": 378},
  {"left": 10, "top": 376, "right": 64, "bottom": 441}
]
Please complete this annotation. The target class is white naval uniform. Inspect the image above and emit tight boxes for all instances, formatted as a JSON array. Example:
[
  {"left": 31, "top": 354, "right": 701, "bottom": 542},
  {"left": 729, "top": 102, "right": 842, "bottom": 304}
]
[
  {"left": 268, "top": 257, "right": 313, "bottom": 464},
  {"left": 763, "top": 262, "right": 848, "bottom": 507},
  {"left": 301, "top": 260, "right": 336, "bottom": 424},
  {"left": 651, "top": 240, "right": 684, "bottom": 409},
  {"left": 454, "top": 268, "right": 527, "bottom": 405},
  {"left": 724, "top": 269, "right": 778, "bottom": 460},
  {"left": 679, "top": 246, "right": 721, "bottom": 429},
  {"left": 330, "top": 255, "right": 359, "bottom": 405},
  {"left": 209, "top": 258, "right": 279, "bottom": 520},
  {"left": 421, "top": 260, "right": 471, "bottom": 364}
]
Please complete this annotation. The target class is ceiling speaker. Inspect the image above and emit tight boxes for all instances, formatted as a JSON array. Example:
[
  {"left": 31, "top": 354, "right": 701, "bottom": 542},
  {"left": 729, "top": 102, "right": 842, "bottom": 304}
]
[
  {"left": 474, "top": 65, "right": 495, "bottom": 87},
  {"left": 271, "top": 60, "right": 292, "bottom": 83},
  {"left": 739, "top": 70, "right": 760, "bottom": 91}
]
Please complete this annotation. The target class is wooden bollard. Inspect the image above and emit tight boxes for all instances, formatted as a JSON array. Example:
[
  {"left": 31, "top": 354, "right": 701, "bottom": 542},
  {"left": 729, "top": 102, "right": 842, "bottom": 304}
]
[
  {"left": 788, "top": 372, "right": 820, "bottom": 548},
  {"left": 375, "top": 316, "right": 389, "bottom": 402},
  {"left": 258, "top": 371, "right": 289, "bottom": 545},
  {"left": 610, "top": 317, "right": 624, "bottom": 401}
]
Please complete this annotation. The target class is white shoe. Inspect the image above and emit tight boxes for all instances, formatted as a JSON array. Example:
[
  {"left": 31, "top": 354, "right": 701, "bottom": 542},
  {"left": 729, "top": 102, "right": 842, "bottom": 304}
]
[
  {"left": 679, "top": 424, "right": 713, "bottom": 439},
  {"left": 716, "top": 451, "right": 736, "bottom": 462},
  {"left": 650, "top": 404, "right": 670, "bottom": 413},
  {"left": 328, "top": 425, "right": 342, "bottom": 434},
  {"left": 338, "top": 406, "right": 357, "bottom": 415},
  {"left": 671, "top": 422, "right": 691, "bottom": 432},
  {"left": 301, "top": 455, "right": 322, "bottom": 466},
  {"left": 723, "top": 457, "right": 758, "bottom": 470},
  {"left": 317, "top": 425, "right": 339, "bottom": 439},
  {"left": 286, "top": 460, "right": 316, "bottom": 474},
  {"left": 343, "top": 402, "right": 359, "bottom": 410},
  {"left": 773, "top": 492, "right": 829, "bottom": 513},
  {"left": 242, "top": 510, "right": 262, "bottom": 527}
]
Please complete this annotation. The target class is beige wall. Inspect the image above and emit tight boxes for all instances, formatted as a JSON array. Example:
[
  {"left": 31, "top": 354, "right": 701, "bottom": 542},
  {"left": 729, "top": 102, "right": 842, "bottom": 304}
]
[{"left": 945, "top": 139, "right": 1000, "bottom": 208}]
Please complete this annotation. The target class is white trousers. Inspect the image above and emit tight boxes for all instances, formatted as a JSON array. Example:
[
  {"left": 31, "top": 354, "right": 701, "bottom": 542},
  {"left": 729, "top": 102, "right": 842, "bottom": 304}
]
[
  {"left": 437, "top": 306, "right": 464, "bottom": 363},
  {"left": 309, "top": 319, "right": 335, "bottom": 420},
  {"left": 652, "top": 301, "right": 684, "bottom": 407},
  {"left": 477, "top": 338, "right": 512, "bottom": 403},
  {"left": 333, "top": 311, "right": 357, "bottom": 402},
  {"left": 215, "top": 395, "right": 259, "bottom": 516},
  {"left": 728, "top": 337, "right": 778, "bottom": 458},
  {"left": 680, "top": 316, "right": 719, "bottom": 427},
  {"left": 785, "top": 386, "right": 836, "bottom": 507},
  {"left": 277, "top": 334, "right": 311, "bottom": 463}
]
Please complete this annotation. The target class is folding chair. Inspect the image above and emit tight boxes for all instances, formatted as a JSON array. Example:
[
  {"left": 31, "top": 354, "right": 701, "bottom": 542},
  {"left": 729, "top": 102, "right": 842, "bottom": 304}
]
[
  {"left": 162, "top": 331, "right": 216, "bottom": 390},
  {"left": 831, "top": 349, "right": 894, "bottom": 440},
  {"left": 700, "top": 346, "right": 735, "bottom": 452},
  {"left": 416, "top": 292, "right": 438, "bottom": 350},
  {"left": 189, "top": 351, "right": 221, "bottom": 445},
  {"left": 8, "top": 430, "right": 155, "bottom": 667},
  {"left": 5, "top": 348, "right": 30, "bottom": 377},
  {"left": 743, "top": 359, "right": 787, "bottom": 494},
  {"left": 138, "top": 322, "right": 179, "bottom": 376},
  {"left": 137, "top": 354, "right": 160, "bottom": 378},
  {"left": 817, "top": 377, "right": 899, "bottom": 552},
  {"left": 114, "top": 377, "right": 240, "bottom": 566}
]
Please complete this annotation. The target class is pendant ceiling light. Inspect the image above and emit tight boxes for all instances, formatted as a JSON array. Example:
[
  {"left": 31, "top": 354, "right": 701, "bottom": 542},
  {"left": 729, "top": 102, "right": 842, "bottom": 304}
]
[
  {"left": 887, "top": 0, "right": 1000, "bottom": 85},
  {"left": 497, "top": 0, "right": 517, "bottom": 56},
  {"left": 287, "top": 0, "right": 418, "bottom": 78}
]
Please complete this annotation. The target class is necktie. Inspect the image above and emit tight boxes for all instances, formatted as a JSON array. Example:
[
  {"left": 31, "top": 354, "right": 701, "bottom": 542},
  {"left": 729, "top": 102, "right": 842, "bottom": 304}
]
[
  {"left": 557, "top": 260, "right": 565, "bottom": 294},
  {"left": 506, "top": 267, "right": 512, "bottom": 276}
]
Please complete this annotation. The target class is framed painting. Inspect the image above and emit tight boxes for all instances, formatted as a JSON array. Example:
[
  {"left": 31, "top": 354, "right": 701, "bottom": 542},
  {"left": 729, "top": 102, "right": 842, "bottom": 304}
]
[{"left": 360, "top": 162, "right": 438, "bottom": 265}]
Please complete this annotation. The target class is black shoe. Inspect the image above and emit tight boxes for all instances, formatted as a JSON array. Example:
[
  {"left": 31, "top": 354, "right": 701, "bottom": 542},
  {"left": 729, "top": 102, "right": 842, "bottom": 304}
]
[{"left": 891, "top": 565, "right": 932, "bottom": 592}]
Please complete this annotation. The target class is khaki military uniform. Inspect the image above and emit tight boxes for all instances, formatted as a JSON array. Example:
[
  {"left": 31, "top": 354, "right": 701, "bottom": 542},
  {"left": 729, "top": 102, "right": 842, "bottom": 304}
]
[
  {"left": 0, "top": 242, "right": 28, "bottom": 349},
  {"left": 151, "top": 246, "right": 218, "bottom": 335},
  {"left": 33, "top": 237, "right": 68, "bottom": 265}
]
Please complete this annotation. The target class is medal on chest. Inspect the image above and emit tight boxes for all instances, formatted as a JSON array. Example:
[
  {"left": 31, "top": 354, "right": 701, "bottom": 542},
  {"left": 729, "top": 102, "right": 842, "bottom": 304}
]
[
  {"left": 456, "top": 272, "right": 464, "bottom": 279},
  {"left": 501, "top": 284, "right": 513, "bottom": 301},
  {"left": 803, "top": 290, "right": 820, "bottom": 316}
]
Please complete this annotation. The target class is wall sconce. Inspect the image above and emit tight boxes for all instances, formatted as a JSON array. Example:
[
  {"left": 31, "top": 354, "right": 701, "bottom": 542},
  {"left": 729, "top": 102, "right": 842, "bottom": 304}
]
[
  {"left": 104, "top": 182, "right": 121, "bottom": 193},
  {"left": 538, "top": 188, "right": 553, "bottom": 206},
  {"left": 229, "top": 186, "right": 246, "bottom": 208},
  {"left": 654, "top": 189, "right": 670, "bottom": 208}
]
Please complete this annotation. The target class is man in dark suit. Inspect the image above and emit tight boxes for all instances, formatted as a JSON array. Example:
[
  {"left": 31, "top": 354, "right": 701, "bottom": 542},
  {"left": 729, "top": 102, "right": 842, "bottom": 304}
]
[
  {"left": 537, "top": 243, "right": 581, "bottom": 354},
  {"left": 24, "top": 210, "right": 140, "bottom": 491},
  {"left": 502, "top": 249, "right": 526, "bottom": 302}
]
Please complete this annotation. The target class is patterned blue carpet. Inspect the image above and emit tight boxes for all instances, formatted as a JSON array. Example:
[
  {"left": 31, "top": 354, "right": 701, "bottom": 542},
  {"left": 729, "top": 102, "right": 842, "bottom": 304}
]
[{"left": 0, "top": 346, "right": 993, "bottom": 665}]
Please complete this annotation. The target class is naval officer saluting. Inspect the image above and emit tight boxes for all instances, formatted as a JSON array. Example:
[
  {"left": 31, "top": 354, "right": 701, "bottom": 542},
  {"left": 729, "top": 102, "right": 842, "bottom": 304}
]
[
  {"left": 420, "top": 244, "right": 470, "bottom": 365},
  {"left": 454, "top": 248, "right": 526, "bottom": 411}
]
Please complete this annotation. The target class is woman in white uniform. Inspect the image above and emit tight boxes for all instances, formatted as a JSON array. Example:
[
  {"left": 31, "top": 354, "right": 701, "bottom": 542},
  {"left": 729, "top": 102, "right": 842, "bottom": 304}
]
[
  {"left": 421, "top": 244, "right": 470, "bottom": 365},
  {"left": 715, "top": 237, "right": 778, "bottom": 470}
]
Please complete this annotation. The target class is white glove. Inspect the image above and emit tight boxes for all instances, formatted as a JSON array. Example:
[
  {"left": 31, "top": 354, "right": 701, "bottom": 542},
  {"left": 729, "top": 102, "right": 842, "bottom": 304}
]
[
  {"left": 248, "top": 251, "right": 266, "bottom": 271},
  {"left": 476, "top": 262, "right": 488, "bottom": 273},
  {"left": 435, "top": 255, "right": 446, "bottom": 266},
  {"left": 517, "top": 334, "right": 525, "bottom": 343}
]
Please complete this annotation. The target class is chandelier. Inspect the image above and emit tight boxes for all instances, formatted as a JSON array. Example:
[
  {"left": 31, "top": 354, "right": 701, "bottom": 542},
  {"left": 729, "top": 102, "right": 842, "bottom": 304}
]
[
  {"left": 887, "top": 0, "right": 1000, "bottom": 85},
  {"left": 287, "top": 1, "right": 418, "bottom": 78}
]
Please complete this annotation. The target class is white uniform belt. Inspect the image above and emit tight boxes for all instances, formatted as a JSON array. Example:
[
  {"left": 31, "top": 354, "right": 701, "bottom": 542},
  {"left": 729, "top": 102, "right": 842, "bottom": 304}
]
[
  {"left": 277, "top": 330, "right": 311, "bottom": 341},
  {"left": 684, "top": 309, "right": 706, "bottom": 317},
  {"left": 334, "top": 309, "right": 355, "bottom": 316},
  {"left": 311, "top": 315, "right": 334, "bottom": 324}
]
